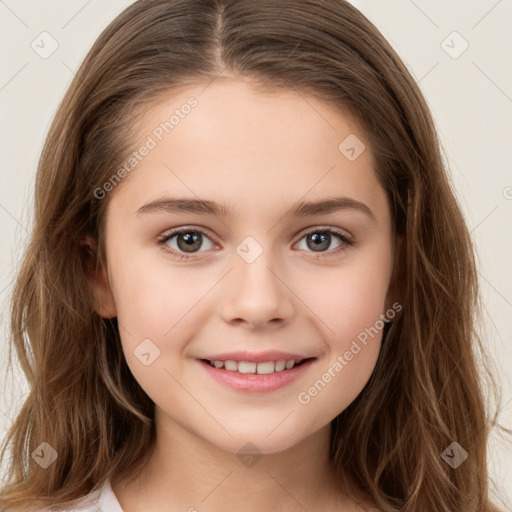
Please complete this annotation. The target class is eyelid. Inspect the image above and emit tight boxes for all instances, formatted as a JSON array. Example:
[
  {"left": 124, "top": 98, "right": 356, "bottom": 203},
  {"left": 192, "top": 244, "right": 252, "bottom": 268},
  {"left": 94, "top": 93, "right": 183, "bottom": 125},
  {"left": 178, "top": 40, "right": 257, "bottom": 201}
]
[{"left": 296, "top": 225, "right": 354, "bottom": 242}]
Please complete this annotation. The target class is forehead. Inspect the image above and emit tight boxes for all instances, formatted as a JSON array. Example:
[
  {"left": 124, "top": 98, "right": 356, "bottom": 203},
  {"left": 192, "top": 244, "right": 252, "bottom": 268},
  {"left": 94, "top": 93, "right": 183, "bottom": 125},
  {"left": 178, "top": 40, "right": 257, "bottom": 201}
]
[{"left": 108, "top": 78, "right": 388, "bottom": 224}]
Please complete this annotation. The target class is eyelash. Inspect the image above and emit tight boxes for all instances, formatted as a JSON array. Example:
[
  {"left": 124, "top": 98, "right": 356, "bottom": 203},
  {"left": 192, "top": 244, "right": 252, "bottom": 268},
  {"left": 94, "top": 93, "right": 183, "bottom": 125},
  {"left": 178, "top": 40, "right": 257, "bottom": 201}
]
[{"left": 156, "top": 226, "right": 354, "bottom": 261}]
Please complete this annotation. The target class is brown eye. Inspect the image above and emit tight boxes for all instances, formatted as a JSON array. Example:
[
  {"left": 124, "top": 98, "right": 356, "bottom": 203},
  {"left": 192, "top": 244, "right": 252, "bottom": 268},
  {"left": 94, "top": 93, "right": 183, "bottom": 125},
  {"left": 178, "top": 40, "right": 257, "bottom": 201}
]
[
  {"left": 305, "top": 232, "right": 333, "bottom": 252},
  {"left": 175, "top": 231, "right": 203, "bottom": 253},
  {"left": 296, "top": 228, "right": 352, "bottom": 255},
  {"left": 159, "top": 228, "right": 215, "bottom": 255}
]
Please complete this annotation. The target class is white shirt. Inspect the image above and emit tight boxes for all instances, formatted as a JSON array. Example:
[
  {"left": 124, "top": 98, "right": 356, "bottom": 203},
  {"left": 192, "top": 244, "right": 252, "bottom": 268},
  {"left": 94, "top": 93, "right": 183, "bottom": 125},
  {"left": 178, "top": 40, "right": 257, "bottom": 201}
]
[{"left": 80, "top": 479, "right": 124, "bottom": 511}]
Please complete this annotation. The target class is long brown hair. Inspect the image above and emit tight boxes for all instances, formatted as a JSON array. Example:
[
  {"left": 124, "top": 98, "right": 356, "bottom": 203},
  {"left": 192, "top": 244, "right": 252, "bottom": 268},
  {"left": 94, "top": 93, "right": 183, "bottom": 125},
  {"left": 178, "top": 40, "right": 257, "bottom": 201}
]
[{"left": 1, "top": 1, "right": 509, "bottom": 510}]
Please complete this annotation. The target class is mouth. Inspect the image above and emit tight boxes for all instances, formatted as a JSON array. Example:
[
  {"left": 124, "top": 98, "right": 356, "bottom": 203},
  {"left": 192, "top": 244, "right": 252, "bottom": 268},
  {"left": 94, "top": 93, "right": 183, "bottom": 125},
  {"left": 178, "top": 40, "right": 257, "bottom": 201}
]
[{"left": 198, "top": 356, "right": 317, "bottom": 393}]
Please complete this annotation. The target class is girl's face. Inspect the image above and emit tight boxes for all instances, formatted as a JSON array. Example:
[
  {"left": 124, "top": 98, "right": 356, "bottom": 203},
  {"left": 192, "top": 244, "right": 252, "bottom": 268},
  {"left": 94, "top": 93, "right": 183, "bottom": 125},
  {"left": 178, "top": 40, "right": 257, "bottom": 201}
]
[{"left": 97, "top": 78, "right": 396, "bottom": 455}]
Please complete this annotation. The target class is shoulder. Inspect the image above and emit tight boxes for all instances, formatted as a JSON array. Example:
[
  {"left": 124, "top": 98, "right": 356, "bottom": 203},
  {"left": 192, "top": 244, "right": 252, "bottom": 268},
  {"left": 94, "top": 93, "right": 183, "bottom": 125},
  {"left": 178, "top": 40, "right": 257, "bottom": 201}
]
[
  {"left": 361, "top": 504, "right": 384, "bottom": 512},
  {"left": 351, "top": 497, "right": 384, "bottom": 512},
  {"left": 1, "top": 479, "right": 123, "bottom": 512}
]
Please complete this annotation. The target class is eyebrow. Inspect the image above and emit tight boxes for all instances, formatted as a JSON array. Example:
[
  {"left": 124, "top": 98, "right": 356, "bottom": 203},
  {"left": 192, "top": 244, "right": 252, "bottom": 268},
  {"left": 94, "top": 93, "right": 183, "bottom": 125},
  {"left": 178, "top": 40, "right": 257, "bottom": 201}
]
[{"left": 136, "top": 196, "right": 376, "bottom": 222}]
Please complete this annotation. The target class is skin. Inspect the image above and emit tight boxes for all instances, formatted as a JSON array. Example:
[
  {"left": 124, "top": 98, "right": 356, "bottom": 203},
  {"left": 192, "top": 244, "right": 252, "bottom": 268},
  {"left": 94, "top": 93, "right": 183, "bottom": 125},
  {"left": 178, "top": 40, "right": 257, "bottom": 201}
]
[{"left": 92, "top": 77, "right": 396, "bottom": 512}]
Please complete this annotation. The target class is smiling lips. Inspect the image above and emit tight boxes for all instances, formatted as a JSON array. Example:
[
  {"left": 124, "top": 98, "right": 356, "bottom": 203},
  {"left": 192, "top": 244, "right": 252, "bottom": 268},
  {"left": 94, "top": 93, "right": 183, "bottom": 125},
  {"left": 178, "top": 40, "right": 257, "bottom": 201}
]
[
  {"left": 197, "top": 350, "right": 316, "bottom": 391},
  {"left": 199, "top": 357, "right": 316, "bottom": 392}
]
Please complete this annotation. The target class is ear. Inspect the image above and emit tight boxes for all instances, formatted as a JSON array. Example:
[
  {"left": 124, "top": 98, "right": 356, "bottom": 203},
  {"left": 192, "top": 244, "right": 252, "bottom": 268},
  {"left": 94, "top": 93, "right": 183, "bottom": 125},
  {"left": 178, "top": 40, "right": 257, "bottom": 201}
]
[
  {"left": 79, "top": 236, "right": 117, "bottom": 319},
  {"left": 384, "top": 233, "right": 404, "bottom": 313}
]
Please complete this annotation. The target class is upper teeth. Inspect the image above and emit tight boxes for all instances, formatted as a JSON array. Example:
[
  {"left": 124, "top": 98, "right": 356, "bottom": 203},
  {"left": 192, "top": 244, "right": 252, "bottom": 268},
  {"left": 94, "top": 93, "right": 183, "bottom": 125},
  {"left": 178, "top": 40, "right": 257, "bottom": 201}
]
[{"left": 209, "top": 359, "right": 300, "bottom": 374}]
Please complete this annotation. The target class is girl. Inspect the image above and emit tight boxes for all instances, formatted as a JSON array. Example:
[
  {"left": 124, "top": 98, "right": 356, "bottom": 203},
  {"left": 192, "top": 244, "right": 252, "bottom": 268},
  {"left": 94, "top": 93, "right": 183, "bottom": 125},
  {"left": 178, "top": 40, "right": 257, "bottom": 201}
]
[{"left": 1, "top": 0, "right": 509, "bottom": 510}]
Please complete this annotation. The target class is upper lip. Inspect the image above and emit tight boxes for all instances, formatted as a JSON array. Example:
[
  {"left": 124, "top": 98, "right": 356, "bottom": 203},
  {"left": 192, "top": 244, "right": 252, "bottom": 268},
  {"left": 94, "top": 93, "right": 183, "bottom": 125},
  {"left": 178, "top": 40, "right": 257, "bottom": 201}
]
[{"left": 199, "top": 350, "right": 314, "bottom": 363}]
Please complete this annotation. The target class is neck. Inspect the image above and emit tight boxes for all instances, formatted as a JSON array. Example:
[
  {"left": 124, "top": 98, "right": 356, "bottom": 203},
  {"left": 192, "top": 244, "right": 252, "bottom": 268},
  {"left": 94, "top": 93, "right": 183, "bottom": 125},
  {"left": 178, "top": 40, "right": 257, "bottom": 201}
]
[{"left": 112, "top": 411, "right": 360, "bottom": 512}]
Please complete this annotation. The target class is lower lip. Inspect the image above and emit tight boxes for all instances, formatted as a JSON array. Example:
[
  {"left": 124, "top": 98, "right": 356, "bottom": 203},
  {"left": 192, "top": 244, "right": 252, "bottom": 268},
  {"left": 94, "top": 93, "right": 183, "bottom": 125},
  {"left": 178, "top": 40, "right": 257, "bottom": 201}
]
[{"left": 197, "top": 358, "right": 315, "bottom": 393}]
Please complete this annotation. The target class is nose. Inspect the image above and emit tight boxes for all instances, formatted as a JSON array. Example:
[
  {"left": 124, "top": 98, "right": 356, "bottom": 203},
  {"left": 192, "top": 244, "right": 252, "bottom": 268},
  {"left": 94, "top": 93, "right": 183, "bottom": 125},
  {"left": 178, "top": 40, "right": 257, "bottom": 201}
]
[{"left": 220, "top": 248, "right": 295, "bottom": 330}]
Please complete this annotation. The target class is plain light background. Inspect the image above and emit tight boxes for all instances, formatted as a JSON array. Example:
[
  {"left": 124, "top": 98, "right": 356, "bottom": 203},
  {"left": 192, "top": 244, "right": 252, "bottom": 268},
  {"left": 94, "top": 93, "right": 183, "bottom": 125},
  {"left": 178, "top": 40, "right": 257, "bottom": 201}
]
[{"left": 0, "top": 0, "right": 511, "bottom": 508}]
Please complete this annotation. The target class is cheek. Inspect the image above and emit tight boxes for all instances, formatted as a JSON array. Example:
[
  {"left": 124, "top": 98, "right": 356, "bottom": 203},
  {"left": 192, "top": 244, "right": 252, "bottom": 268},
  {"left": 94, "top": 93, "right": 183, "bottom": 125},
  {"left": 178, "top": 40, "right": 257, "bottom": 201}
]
[
  {"left": 109, "top": 255, "right": 220, "bottom": 389},
  {"left": 295, "top": 270, "right": 387, "bottom": 416},
  {"left": 110, "top": 252, "right": 207, "bottom": 334},
  {"left": 108, "top": 256, "right": 204, "bottom": 396},
  {"left": 301, "top": 252, "right": 392, "bottom": 342}
]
